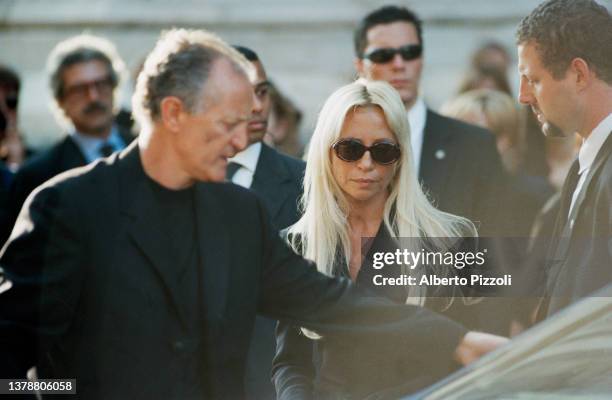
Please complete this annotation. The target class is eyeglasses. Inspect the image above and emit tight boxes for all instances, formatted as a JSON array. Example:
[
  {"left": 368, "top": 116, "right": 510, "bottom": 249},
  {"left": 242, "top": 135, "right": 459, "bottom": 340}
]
[
  {"left": 63, "top": 77, "right": 114, "bottom": 99},
  {"left": 332, "top": 139, "right": 401, "bottom": 165},
  {"left": 363, "top": 44, "right": 423, "bottom": 64}
]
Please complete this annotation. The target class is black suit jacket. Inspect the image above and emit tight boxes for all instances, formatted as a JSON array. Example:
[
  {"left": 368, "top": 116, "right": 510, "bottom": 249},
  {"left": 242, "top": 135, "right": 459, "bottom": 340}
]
[
  {"left": 245, "top": 144, "right": 305, "bottom": 399},
  {"left": 250, "top": 143, "right": 305, "bottom": 230},
  {"left": 542, "top": 131, "right": 612, "bottom": 317},
  {"left": 0, "top": 143, "right": 468, "bottom": 399},
  {"left": 1, "top": 126, "right": 134, "bottom": 247},
  {"left": 420, "top": 111, "right": 507, "bottom": 236}
]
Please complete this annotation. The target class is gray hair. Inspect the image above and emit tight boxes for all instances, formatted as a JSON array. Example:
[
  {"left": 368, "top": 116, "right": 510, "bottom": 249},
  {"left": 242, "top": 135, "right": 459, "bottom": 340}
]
[
  {"left": 47, "top": 34, "right": 125, "bottom": 101},
  {"left": 131, "top": 28, "right": 252, "bottom": 130}
]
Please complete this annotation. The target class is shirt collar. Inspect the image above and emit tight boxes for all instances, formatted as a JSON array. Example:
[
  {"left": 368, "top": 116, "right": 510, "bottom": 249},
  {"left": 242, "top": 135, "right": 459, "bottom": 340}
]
[
  {"left": 578, "top": 113, "right": 612, "bottom": 175},
  {"left": 407, "top": 97, "right": 426, "bottom": 169},
  {"left": 407, "top": 97, "right": 427, "bottom": 133},
  {"left": 69, "top": 125, "right": 125, "bottom": 163},
  {"left": 229, "top": 141, "right": 262, "bottom": 173}
]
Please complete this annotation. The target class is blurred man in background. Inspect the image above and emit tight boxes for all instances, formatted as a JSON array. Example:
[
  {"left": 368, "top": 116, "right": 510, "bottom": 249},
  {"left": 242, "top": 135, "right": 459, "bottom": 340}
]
[{"left": 2, "top": 34, "right": 133, "bottom": 247}]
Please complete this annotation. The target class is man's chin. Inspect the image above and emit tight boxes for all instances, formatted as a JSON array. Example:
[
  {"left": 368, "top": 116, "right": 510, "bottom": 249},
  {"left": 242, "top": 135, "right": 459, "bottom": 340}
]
[
  {"left": 542, "top": 121, "right": 567, "bottom": 138},
  {"left": 247, "top": 130, "right": 266, "bottom": 145}
]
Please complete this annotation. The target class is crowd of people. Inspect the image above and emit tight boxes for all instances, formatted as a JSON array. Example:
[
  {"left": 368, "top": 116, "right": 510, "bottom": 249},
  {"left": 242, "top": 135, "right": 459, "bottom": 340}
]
[{"left": 0, "top": 0, "right": 611, "bottom": 399}]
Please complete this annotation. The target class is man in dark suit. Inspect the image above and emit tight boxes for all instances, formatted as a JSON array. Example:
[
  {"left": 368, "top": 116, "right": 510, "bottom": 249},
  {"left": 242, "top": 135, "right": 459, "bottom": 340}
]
[
  {"left": 0, "top": 28, "right": 506, "bottom": 399},
  {"left": 353, "top": 5, "right": 507, "bottom": 236},
  {"left": 1, "top": 34, "right": 132, "bottom": 247},
  {"left": 516, "top": 0, "right": 612, "bottom": 318},
  {"left": 231, "top": 46, "right": 305, "bottom": 399}
]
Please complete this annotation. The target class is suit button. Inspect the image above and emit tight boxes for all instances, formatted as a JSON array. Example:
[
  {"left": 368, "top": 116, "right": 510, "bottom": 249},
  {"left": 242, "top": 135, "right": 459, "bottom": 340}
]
[{"left": 173, "top": 340, "right": 185, "bottom": 351}]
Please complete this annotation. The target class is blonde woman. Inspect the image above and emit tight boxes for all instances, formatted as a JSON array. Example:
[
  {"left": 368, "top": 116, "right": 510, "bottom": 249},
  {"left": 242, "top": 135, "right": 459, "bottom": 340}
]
[{"left": 273, "top": 80, "right": 481, "bottom": 399}]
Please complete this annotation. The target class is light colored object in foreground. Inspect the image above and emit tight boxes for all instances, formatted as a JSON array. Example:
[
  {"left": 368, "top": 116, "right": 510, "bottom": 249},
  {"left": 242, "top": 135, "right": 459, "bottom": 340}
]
[{"left": 406, "top": 284, "right": 612, "bottom": 400}]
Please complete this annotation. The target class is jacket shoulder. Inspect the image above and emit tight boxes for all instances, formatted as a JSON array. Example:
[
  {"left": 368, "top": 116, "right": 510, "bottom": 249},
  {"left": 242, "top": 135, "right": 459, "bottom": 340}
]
[{"left": 29, "top": 153, "right": 117, "bottom": 201}]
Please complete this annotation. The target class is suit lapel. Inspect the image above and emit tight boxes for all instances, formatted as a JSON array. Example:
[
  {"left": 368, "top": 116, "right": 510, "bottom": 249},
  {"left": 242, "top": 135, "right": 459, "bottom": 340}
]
[
  {"left": 118, "top": 144, "right": 190, "bottom": 328},
  {"left": 563, "top": 131, "right": 612, "bottom": 238},
  {"left": 194, "top": 183, "right": 230, "bottom": 324},
  {"left": 62, "top": 136, "right": 88, "bottom": 169},
  {"left": 251, "top": 144, "right": 292, "bottom": 220},
  {"left": 549, "top": 132, "right": 612, "bottom": 285}
]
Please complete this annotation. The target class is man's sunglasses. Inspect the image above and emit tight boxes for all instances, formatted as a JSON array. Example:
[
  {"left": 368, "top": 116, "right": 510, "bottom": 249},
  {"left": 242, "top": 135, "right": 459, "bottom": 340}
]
[
  {"left": 363, "top": 44, "right": 423, "bottom": 64},
  {"left": 332, "top": 139, "right": 401, "bottom": 165}
]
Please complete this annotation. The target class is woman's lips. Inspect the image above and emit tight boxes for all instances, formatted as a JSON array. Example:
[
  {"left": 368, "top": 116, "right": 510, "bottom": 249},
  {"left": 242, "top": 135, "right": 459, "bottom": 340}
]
[{"left": 352, "top": 178, "right": 377, "bottom": 185}]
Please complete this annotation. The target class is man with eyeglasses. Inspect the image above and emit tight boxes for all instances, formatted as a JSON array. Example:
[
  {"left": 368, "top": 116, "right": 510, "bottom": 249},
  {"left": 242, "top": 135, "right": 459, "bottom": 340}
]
[
  {"left": 354, "top": 5, "right": 507, "bottom": 239},
  {"left": 2, "top": 34, "right": 133, "bottom": 246}
]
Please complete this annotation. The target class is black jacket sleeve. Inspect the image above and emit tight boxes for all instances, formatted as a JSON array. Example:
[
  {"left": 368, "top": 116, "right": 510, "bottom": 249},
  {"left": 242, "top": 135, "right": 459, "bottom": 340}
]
[{"left": 0, "top": 184, "right": 86, "bottom": 377}]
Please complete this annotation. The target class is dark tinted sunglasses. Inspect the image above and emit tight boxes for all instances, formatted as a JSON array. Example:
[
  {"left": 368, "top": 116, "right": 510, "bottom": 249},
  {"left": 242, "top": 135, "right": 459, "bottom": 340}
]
[
  {"left": 363, "top": 44, "right": 423, "bottom": 64},
  {"left": 332, "top": 139, "right": 401, "bottom": 165}
]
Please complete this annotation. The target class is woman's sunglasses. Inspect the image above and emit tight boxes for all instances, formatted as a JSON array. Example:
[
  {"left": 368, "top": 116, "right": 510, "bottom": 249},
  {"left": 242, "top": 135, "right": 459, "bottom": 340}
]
[
  {"left": 363, "top": 44, "right": 423, "bottom": 64},
  {"left": 332, "top": 139, "right": 401, "bottom": 165}
]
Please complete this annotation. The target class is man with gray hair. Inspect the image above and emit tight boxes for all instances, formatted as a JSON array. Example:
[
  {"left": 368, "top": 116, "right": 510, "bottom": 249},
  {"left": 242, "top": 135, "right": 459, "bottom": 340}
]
[
  {"left": 0, "top": 28, "right": 506, "bottom": 399},
  {"left": 2, "top": 34, "right": 133, "bottom": 246}
]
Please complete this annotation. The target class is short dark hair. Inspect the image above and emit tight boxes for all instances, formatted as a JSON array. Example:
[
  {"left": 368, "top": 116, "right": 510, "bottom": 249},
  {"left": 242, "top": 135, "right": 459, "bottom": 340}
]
[
  {"left": 47, "top": 34, "right": 125, "bottom": 100},
  {"left": 516, "top": 0, "right": 612, "bottom": 84},
  {"left": 354, "top": 5, "right": 423, "bottom": 58},
  {"left": 0, "top": 65, "right": 20, "bottom": 92},
  {"left": 232, "top": 45, "right": 259, "bottom": 62}
]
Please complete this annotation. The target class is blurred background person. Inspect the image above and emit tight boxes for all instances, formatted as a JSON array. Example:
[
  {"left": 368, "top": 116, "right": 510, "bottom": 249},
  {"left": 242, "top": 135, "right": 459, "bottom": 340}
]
[
  {"left": 273, "top": 79, "right": 485, "bottom": 400},
  {"left": 458, "top": 65, "right": 513, "bottom": 96},
  {"left": 460, "top": 41, "right": 551, "bottom": 182},
  {"left": 440, "top": 89, "right": 557, "bottom": 334},
  {"left": 1, "top": 34, "right": 134, "bottom": 247},
  {"left": 263, "top": 80, "right": 304, "bottom": 158},
  {"left": 470, "top": 41, "right": 512, "bottom": 76},
  {"left": 0, "top": 64, "right": 29, "bottom": 170},
  {"left": 440, "top": 88, "right": 554, "bottom": 237}
]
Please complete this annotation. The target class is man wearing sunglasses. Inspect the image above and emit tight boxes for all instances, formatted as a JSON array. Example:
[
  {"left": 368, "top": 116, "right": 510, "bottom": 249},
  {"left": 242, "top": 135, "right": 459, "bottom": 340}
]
[
  {"left": 2, "top": 35, "right": 134, "bottom": 247},
  {"left": 354, "top": 5, "right": 507, "bottom": 238}
]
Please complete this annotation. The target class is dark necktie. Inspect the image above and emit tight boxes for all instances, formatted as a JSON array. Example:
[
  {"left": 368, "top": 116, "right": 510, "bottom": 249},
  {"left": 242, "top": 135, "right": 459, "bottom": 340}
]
[
  {"left": 225, "top": 161, "right": 242, "bottom": 182},
  {"left": 99, "top": 142, "right": 115, "bottom": 157},
  {"left": 559, "top": 159, "right": 581, "bottom": 227}
]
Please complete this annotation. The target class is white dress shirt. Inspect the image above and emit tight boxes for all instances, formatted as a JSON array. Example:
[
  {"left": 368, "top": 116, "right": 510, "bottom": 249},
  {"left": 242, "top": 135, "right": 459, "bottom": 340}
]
[
  {"left": 568, "top": 113, "right": 612, "bottom": 218},
  {"left": 228, "top": 142, "right": 262, "bottom": 189},
  {"left": 407, "top": 98, "right": 427, "bottom": 173}
]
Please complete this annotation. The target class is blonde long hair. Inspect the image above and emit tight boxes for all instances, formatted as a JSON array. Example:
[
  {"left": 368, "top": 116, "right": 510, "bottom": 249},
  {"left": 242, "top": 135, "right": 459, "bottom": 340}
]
[{"left": 289, "top": 79, "right": 475, "bottom": 305}]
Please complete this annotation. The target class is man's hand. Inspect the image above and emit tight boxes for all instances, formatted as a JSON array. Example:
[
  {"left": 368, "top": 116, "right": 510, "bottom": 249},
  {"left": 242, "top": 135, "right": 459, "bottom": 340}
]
[{"left": 454, "top": 331, "right": 509, "bottom": 366}]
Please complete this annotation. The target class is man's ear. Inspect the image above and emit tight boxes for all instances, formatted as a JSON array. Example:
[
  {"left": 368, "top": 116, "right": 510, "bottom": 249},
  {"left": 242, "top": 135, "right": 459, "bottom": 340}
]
[
  {"left": 159, "top": 96, "right": 184, "bottom": 132},
  {"left": 354, "top": 57, "right": 366, "bottom": 78},
  {"left": 570, "top": 57, "right": 592, "bottom": 91}
]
